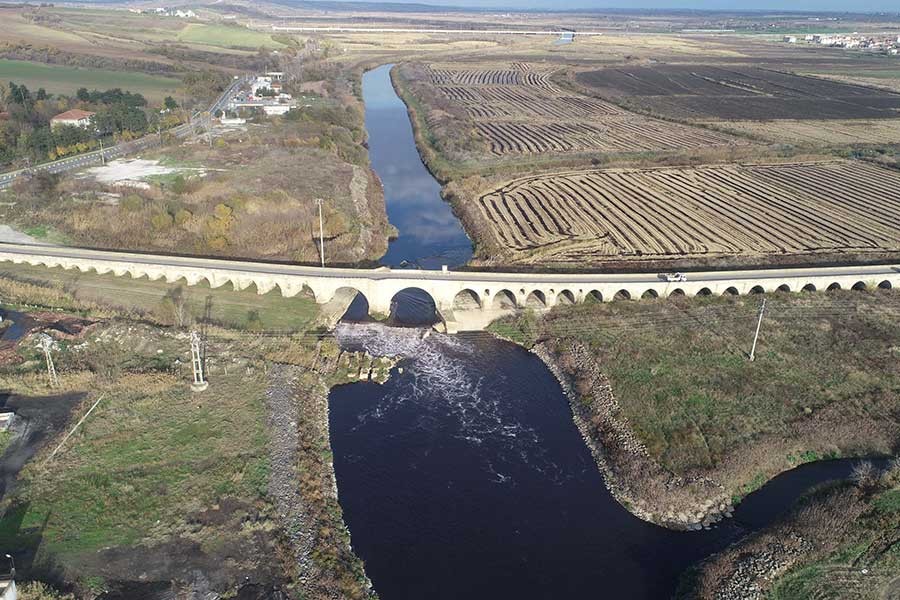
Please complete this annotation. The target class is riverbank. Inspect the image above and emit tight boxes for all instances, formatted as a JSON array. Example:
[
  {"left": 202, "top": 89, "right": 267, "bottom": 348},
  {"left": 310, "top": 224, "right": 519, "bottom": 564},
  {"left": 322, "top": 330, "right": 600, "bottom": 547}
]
[
  {"left": 0, "top": 266, "right": 383, "bottom": 598},
  {"left": 490, "top": 291, "right": 900, "bottom": 531},
  {"left": 532, "top": 340, "right": 731, "bottom": 530},
  {"left": 680, "top": 460, "right": 900, "bottom": 599}
]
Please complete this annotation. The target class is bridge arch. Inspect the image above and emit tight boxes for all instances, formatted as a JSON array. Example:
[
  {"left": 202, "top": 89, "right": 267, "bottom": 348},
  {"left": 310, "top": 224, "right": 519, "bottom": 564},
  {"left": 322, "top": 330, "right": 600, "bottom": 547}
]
[
  {"left": 696, "top": 287, "right": 712, "bottom": 297},
  {"left": 723, "top": 287, "right": 738, "bottom": 296},
  {"left": 827, "top": 282, "right": 842, "bottom": 292},
  {"left": 749, "top": 285, "right": 765, "bottom": 295},
  {"left": 556, "top": 290, "right": 576, "bottom": 306},
  {"left": 584, "top": 290, "right": 603, "bottom": 303},
  {"left": 390, "top": 287, "right": 438, "bottom": 325},
  {"left": 492, "top": 289, "right": 517, "bottom": 309},
  {"left": 668, "top": 288, "right": 685, "bottom": 297},
  {"left": 332, "top": 286, "right": 369, "bottom": 321},
  {"left": 453, "top": 288, "right": 481, "bottom": 310},
  {"left": 776, "top": 284, "right": 791, "bottom": 293},
  {"left": 851, "top": 281, "right": 867, "bottom": 291},
  {"left": 878, "top": 280, "right": 892, "bottom": 290},
  {"left": 613, "top": 289, "right": 631, "bottom": 301},
  {"left": 641, "top": 289, "right": 659, "bottom": 300},
  {"left": 525, "top": 290, "right": 547, "bottom": 309},
  {"left": 802, "top": 283, "right": 816, "bottom": 293}
]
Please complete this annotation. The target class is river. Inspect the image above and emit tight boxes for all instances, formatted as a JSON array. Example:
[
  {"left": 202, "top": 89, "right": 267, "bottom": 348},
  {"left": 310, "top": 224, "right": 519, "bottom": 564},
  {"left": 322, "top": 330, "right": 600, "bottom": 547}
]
[
  {"left": 365, "top": 64, "right": 472, "bottom": 269},
  {"left": 326, "top": 64, "right": 874, "bottom": 599}
]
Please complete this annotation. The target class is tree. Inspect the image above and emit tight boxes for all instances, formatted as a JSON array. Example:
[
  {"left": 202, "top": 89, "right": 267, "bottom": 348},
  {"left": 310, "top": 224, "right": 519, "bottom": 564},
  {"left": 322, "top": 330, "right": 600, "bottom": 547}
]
[
  {"left": 35, "top": 88, "right": 47, "bottom": 101},
  {"left": 76, "top": 87, "right": 90, "bottom": 102},
  {"left": 162, "top": 286, "right": 191, "bottom": 328},
  {"left": 164, "top": 96, "right": 178, "bottom": 111}
]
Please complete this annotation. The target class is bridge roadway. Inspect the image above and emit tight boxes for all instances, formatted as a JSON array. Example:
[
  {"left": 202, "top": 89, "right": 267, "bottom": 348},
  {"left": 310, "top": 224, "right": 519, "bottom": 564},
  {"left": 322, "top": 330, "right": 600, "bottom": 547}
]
[{"left": 0, "top": 242, "right": 897, "bottom": 331}]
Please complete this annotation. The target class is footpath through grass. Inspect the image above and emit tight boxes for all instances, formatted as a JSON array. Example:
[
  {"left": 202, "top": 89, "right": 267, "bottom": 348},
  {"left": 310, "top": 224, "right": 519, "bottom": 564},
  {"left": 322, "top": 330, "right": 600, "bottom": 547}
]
[{"left": 491, "top": 291, "right": 900, "bottom": 490}]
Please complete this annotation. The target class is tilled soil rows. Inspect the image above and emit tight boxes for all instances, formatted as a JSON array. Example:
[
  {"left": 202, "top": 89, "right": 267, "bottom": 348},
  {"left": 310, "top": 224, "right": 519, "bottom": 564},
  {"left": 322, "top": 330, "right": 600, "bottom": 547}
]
[
  {"left": 422, "top": 62, "right": 741, "bottom": 156},
  {"left": 475, "top": 160, "right": 900, "bottom": 265}
]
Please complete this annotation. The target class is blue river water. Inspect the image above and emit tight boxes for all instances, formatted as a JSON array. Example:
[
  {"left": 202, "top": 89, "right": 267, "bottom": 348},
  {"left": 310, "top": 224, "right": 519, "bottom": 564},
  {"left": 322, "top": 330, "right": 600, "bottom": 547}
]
[{"left": 364, "top": 64, "right": 473, "bottom": 269}]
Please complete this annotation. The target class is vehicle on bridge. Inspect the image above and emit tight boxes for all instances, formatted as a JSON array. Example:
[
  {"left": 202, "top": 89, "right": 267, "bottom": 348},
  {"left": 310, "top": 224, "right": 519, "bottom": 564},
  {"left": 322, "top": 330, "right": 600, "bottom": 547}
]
[{"left": 662, "top": 272, "right": 688, "bottom": 283}]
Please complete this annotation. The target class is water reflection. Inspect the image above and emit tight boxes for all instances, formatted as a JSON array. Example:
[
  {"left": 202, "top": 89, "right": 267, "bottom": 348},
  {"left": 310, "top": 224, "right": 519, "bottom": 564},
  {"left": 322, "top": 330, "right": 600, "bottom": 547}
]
[{"left": 363, "top": 64, "right": 473, "bottom": 269}]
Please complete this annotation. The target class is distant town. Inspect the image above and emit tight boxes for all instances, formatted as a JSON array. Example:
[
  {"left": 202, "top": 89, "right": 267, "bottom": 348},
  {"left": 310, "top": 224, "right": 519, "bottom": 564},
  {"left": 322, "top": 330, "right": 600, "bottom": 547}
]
[{"left": 784, "top": 32, "right": 900, "bottom": 54}]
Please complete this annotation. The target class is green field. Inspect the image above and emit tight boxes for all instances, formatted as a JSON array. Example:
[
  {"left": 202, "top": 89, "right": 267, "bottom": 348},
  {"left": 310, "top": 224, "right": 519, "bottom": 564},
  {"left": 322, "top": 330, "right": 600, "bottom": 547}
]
[
  {"left": 0, "top": 59, "right": 180, "bottom": 101},
  {"left": 176, "top": 23, "right": 286, "bottom": 50}
]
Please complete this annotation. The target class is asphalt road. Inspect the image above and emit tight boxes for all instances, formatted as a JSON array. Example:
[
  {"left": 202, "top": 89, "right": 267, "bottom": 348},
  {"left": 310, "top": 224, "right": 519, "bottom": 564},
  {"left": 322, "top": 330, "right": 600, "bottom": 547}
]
[{"left": 0, "top": 77, "right": 247, "bottom": 190}]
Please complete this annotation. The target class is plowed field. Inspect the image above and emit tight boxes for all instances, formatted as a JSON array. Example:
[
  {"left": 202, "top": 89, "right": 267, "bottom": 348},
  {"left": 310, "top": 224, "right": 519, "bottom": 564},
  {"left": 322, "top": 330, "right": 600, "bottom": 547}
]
[
  {"left": 576, "top": 65, "right": 900, "bottom": 121},
  {"left": 474, "top": 160, "right": 900, "bottom": 265},
  {"left": 422, "top": 62, "right": 740, "bottom": 156}
]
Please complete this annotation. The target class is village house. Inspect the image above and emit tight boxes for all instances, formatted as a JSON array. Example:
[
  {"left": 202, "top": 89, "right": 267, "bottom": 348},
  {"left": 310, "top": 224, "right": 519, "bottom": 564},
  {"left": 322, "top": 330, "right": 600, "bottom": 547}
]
[{"left": 50, "top": 109, "right": 95, "bottom": 129}]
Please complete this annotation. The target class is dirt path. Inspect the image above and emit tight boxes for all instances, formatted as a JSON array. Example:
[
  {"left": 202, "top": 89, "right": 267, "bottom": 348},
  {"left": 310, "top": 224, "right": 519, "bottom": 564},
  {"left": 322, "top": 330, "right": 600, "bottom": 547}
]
[{"left": 265, "top": 364, "right": 316, "bottom": 579}]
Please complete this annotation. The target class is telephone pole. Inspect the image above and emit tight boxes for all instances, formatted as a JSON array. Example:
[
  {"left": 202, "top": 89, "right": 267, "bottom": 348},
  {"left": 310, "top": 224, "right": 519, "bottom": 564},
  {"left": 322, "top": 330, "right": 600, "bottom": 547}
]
[
  {"left": 315, "top": 198, "right": 325, "bottom": 268},
  {"left": 749, "top": 298, "right": 766, "bottom": 362},
  {"left": 38, "top": 334, "right": 58, "bottom": 388},
  {"left": 98, "top": 138, "right": 105, "bottom": 166},
  {"left": 190, "top": 331, "right": 208, "bottom": 392}
]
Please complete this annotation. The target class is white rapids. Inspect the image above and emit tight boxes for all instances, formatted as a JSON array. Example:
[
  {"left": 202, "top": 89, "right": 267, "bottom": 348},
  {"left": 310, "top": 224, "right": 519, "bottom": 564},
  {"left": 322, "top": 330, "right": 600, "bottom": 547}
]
[{"left": 334, "top": 322, "right": 567, "bottom": 484}]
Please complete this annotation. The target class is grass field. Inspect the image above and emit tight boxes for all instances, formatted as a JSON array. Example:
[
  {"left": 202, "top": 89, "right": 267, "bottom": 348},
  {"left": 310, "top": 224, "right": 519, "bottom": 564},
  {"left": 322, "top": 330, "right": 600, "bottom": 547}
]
[
  {"left": 0, "top": 59, "right": 180, "bottom": 101},
  {"left": 3, "top": 370, "right": 270, "bottom": 557},
  {"left": 176, "top": 23, "right": 286, "bottom": 50}
]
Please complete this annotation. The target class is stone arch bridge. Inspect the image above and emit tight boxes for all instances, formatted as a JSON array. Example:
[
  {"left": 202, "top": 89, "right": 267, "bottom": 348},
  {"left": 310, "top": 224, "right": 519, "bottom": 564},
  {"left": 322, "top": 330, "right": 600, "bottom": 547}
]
[{"left": 0, "top": 244, "right": 897, "bottom": 332}]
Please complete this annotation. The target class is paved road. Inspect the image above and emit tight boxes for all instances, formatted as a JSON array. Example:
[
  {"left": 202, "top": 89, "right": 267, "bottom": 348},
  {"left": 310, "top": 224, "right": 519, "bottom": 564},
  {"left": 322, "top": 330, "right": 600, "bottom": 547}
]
[
  {"left": 0, "top": 242, "right": 896, "bottom": 286},
  {"left": 0, "top": 77, "right": 247, "bottom": 190}
]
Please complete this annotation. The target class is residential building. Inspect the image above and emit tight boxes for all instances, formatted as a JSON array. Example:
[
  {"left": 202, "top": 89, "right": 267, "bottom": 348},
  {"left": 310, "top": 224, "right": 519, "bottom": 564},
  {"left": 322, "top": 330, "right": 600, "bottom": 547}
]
[{"left": 50, "top": 109, "right": 95, "bottom": 129}]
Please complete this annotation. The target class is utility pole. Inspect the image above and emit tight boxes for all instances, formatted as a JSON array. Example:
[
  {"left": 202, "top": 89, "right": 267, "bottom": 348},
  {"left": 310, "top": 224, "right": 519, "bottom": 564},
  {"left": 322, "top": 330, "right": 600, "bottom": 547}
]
[
  {"left": 38, "top": 334, "right": 58, "bottom": 388},
  {"left": 203, "top": 112, "right": 213, "bottom": 148},
  {"left": 190, "top": 331, "right": 208, "bottom": 392},
  {"left": 98, "top": 137, "right": 105, "bottom": 166},
  {"left": 749, "top": 298, "right": 766, "bottom": 362},
  {"left": 315, "top": 198, "right": 325, "bottom": 268}
]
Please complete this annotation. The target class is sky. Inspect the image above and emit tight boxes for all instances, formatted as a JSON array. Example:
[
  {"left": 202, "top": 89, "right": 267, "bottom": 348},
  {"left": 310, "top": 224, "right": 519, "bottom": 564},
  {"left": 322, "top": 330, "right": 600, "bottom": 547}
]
[{"left": 344, "top": 0, "right": 899, "bottom": 12}]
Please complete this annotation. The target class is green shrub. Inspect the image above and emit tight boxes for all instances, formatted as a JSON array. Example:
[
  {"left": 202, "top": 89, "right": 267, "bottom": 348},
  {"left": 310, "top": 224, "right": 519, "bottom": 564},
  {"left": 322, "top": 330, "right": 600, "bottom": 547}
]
[
  {"left": 121, "top": 194, "right": 144, "bottom": 211},
  {"left": 150, "top": 211, "right": 174, "bottom": 230},
  {"left": 174, "top": 208, "right": 193, "bottom": 226}
]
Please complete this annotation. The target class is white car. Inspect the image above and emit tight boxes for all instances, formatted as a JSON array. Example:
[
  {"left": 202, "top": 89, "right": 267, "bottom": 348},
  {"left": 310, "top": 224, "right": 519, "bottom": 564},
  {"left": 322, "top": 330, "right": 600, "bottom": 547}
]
[{"left": 663, "top": 272, "right": 688, "bottom": 283}]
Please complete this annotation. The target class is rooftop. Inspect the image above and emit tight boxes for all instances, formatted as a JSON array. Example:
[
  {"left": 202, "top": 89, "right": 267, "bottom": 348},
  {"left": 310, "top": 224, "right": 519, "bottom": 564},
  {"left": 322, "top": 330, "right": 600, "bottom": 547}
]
[{"left": 51, "top": 109, "right": 96, "bottom": 122}]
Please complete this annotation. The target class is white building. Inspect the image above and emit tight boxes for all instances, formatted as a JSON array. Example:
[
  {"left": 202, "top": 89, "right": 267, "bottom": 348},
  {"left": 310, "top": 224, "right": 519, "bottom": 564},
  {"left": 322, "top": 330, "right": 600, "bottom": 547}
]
[{"left": 50, "top": 109, "right": 95, "bottom": 129}]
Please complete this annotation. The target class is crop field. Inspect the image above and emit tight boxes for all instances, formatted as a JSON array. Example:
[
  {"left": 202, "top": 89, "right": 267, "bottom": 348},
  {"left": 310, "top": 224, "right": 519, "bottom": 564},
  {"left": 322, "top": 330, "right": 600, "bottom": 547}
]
[
  {"left": 474, "top": 160, "right": 900, "bottom": 265},
  {"left": 0, "top": 59, "right": 180, "bottom": 100},
  {"left": 709, "top": 119, "right": 900, "bottom": 145},
  {"left": 421, "top": 62, "right": 741, "bottom": 156},
  {"left": 176, "top": 23, "right": 287, "bottom": 50},
  {"left": 575, "top": 65, "right": 900, "bottom": 121}
]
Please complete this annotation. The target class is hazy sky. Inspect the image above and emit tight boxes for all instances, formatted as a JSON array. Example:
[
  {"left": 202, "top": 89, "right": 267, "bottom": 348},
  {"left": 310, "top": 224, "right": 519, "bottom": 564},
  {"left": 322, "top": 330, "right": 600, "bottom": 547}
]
[{"left": 353, "top": 0, "right": 898, "bottom": 12}]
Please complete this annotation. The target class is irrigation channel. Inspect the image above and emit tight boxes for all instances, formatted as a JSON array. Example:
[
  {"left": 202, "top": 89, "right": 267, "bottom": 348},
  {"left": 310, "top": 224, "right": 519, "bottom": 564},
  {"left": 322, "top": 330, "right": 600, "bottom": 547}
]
[{"left": 327, "top": 64, "right": 874, "bottom": 599}]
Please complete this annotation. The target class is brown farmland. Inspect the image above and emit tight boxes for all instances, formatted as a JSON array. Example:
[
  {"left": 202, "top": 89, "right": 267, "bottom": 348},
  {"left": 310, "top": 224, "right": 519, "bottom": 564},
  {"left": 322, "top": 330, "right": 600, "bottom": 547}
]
[
  {"left": 575, "top": 65, "right": 900, "bottom": 121},
  {"left": 472, "top": 160, "right": 900, "bottom": 266},
  {"left": 411, "top": 62, "right": 741, "bottom": 158}
]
